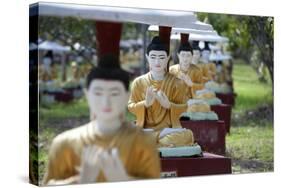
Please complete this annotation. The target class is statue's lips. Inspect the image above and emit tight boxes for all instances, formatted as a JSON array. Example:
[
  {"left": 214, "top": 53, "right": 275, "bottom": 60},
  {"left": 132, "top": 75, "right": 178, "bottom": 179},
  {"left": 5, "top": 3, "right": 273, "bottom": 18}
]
[{"left": 102, "top": 108, "right": 112, "bottom": 112}]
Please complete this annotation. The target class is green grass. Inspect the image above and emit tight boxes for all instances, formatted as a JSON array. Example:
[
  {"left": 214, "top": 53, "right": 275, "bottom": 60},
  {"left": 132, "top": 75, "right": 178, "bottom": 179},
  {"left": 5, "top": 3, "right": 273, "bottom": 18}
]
[
  {"left": 232, "top": 62, "right": 273, "bottom": 113},
  {"left": 39, "top": 98, "right": 89, "bottom": 123},
  {"left": 227, "top": 124, "right": 273, "bottom": 162},
  {"left": 226, "top": 61, "right": 273, "bottom": 173}
]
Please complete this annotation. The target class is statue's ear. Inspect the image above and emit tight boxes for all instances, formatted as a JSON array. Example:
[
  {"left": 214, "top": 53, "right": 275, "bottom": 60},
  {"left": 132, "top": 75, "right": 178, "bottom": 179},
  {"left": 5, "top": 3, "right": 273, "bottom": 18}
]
[
  {"left": 145, "top": 53, "right": 149, "bottom": 62},
  {"left": 167, "top": 55, "right": 171, "bottom": 63}
]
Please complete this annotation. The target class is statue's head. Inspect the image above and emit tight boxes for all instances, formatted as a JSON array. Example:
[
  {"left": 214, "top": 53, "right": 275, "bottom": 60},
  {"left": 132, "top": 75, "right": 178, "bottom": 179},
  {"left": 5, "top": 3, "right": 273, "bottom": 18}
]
[
  {"left": 201, "top": 42, "right": 211, "bottom": 63},
  {"left": 191, "top": 41, "right": 201, "bottom": 64},
  {"left": 146, "top": 36, "right": 170, "bottom": 74},
  {"left": 85, "top": 55, "right": 130, "bottom": 122},
  {"left": 177, "top": 42, "right": 193, "bottom": 72}
]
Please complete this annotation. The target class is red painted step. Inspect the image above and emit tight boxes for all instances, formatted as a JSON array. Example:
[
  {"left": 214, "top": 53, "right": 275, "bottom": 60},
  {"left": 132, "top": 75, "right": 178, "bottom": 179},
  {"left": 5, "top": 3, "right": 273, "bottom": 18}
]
[
  {"left": 211, "top": 104, "right": 232, "bottom": 133},
  {"left": 161, "top": 152, "right": 231, "bottom": 177}
]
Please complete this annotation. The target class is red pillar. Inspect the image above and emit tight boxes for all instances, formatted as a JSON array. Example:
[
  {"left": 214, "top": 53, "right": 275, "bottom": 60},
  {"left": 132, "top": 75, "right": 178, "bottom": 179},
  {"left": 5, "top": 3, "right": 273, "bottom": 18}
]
[
  {"left": 159, "top": 26, "right": 172, "bottom": 54},
  {"left": 180, "top": 33, "right": 189, "bottom": 44},
  {"left": 159, "top": 26, "right": 171, "bottom": 71},
  {"left": 95, "top": 21, "right": 123, "bottom": 64}
]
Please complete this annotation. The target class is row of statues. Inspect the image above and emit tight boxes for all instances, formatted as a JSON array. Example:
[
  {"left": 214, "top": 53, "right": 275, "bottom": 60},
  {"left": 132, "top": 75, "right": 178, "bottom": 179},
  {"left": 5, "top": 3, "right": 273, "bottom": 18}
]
[{"left": 43, "top": 36, "right": 229, "bottom": 185}]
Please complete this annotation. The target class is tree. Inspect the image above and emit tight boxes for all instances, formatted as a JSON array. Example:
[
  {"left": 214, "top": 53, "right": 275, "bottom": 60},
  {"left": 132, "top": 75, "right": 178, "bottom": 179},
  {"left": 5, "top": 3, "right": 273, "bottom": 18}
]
[{"left": 197, "top": 13, "right": 273, "bottom": 84}]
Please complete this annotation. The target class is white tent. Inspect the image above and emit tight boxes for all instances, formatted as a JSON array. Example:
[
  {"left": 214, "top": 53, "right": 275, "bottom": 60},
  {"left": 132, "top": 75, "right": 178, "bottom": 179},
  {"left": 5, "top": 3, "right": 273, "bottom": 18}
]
[{"left": 38, "top": 41, "right": 71, "bottom": 52}]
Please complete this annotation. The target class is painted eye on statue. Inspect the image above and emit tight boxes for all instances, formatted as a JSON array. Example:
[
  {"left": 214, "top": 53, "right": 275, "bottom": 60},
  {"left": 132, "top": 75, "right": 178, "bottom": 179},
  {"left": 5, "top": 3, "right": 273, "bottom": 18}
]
[
  {"left": 94, "top": 91, "right": 103, "bottom": 96},
  {"left": 110, "top": 88, "right": 121, "bottom": 97},
  {"left": 150, "top": 55, "right": 156, "bottom": 59},
  {"left": 111, "top": 92, "right": 120, "bottom": 97},
  {"left": 159, "top": 55, "right": 166, "bottom": 60}
]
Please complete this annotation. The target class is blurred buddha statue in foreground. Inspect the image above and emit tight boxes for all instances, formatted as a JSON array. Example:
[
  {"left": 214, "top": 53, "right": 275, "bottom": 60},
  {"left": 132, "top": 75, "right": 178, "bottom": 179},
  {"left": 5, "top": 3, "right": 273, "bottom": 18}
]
[
  {"left": 43, "top": 55, "right": 161, "bottom": 185},
  {"left": 128, "top": 36, "right": 201, "bottom": 156}
]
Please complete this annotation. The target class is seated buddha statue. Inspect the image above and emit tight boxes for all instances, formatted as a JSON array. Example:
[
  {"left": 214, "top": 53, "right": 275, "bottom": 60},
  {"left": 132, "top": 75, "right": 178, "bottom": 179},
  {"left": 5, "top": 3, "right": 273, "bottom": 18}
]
[
  {"left": 169, "top": 42, "right": 205, "bottom": 95},
  {"left": 43, "top": 55, "right": 161, "bottom": 185},
  {"left": 201, "top": 42, "right": 217, "bottom": 80},
  {"left": 190, "top": 41, "right": 210, "bottom": 83},
  {"left": 128, "top": 36, "right": 201, "bottom": 155}
]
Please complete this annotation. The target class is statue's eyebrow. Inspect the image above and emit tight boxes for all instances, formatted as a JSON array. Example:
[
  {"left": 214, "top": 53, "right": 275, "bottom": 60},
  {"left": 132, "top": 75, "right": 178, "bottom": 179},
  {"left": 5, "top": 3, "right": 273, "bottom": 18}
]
[
  {"left": 109, "top": 87, "right": 121, "bottom": 92},
  {"left": 92, "top": 86, "right": 103, "bottom": 91}
]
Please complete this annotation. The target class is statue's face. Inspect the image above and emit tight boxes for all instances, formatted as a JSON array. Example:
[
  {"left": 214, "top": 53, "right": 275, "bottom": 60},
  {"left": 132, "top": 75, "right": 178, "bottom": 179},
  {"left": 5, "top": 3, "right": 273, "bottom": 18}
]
[
  {"left": 146, "top": 50, "right": 169, "bottom": 73},
  {"left": 192, "top": 50, "right": 201, "bottom": 64},
  {"left": 86, "top": 80, "right": 128, "bottom": 121},
  {"left": 177, "top": 51, "right": 193, "bottom": 71},
  {"left": 201, "top": 50, "right": 210, "bottom": 63}
]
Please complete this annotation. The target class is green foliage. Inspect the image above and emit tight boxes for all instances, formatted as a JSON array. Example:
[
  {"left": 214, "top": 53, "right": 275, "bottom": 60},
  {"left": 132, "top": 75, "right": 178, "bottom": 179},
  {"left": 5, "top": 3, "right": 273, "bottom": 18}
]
[
  {"left": 197, "top": 13, "right": 274, "bottom": 83},
  {"left": 232, "top": 61, "right": 273, "bottom": 113},
  {"left": 39, "top": 16, "right": 96, "bottom": 49}
]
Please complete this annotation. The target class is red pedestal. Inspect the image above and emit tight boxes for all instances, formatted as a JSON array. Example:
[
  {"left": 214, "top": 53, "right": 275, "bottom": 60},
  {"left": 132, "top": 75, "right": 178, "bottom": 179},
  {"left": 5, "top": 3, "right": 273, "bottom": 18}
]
[
  {"left": 161, "top": 152, "right": 232, "bottom": 177},
  {"left": 216, "top": 93, "right": 236, "bottom": 106},
  {"left": 180, "top": 120, "right": 226, "bottom": 155},
  {"left": 211, "top": 104, "right": 232, "bottom": 133}
]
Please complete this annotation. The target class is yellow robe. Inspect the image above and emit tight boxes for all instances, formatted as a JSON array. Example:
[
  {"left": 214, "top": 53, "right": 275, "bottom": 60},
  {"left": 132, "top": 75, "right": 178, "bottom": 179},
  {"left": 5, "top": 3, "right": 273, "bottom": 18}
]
[
  {"left": 43, "top": 122, "right": 161, "bottom": 185},
  {"left": 128, "top": 72, "right": 192, "bottom": 131},
  {"left": 169, "top": 64, "right": 204, "bottom": 95},
  {"left": 207, "top": 62, "right": 217, "bottom": 80},
  {"left": 196, "top": 63, "right": 210, "bottom": 83}
]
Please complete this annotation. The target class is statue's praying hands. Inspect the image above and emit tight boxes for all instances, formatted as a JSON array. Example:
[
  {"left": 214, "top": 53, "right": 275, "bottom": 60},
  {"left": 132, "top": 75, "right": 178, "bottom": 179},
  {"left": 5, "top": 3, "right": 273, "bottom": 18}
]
[
  {"left": 79, "top": 146, "right": 102, "bottom": 183},
  {"left": 79, "top": 146, "right": 130, "bottom": 183},
  {"left": 144, "top": 86, "right": 156, "bottom": 107},
  {"left": 155, "top": 90, "right": 171, "bottom": 109},
  {"left": 178, "top": 72, "right": 193, "bottom": 87}
]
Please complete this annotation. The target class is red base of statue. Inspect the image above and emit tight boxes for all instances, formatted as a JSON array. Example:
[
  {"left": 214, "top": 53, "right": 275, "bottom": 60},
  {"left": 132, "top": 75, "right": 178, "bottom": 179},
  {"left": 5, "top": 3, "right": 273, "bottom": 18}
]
[
  {"left": 216, "top": 93, "right": 236, "bottom": 106},
  {"left": 211, "top": 104, "right": 232, "bottom": 133},
  {"left": 161, "top": 152, "right": 232, "bottom": 177},
  {"left": 180, "top": 120, "right": 226, "bottom": 155}
]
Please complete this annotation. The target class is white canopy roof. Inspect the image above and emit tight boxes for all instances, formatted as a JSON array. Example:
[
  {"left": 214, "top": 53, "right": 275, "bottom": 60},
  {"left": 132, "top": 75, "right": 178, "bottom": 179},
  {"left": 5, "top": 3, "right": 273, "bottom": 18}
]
[
  {"left": 38, "top": 41, "right": 71, "bottom": 52},
  {"left": 189, "top": 33, "right": 229, "bottom": 42},
  {"left": 31, "top": 2, "right": 198, "bottom": 28},
  {"left": 148, "top": 21, "right": 215, "bottom": 34},
  {"left": 209, "top": 53, "right": 232, "bottom": 61},
  {"left": 170, "top": 32, "right": 220, "bottom": 40}
]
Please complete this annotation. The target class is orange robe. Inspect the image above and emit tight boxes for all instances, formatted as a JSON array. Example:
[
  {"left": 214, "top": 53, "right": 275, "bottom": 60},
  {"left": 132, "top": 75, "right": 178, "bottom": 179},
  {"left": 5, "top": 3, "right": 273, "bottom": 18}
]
[{"left": 128, "top": 72, "right": 192, "bottom": 131}]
